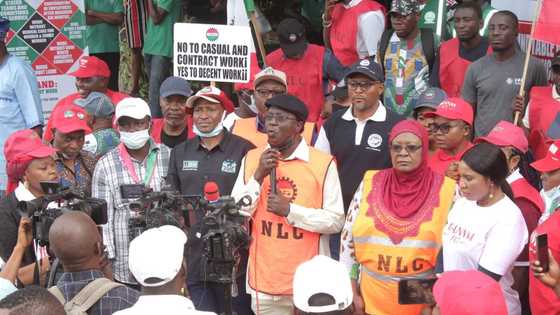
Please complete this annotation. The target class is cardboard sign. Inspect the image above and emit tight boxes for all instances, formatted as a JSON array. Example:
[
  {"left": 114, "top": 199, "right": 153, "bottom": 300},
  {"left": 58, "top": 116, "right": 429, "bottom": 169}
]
[{"left": 174, "top": 23, "right": 252, "bottom": 83}]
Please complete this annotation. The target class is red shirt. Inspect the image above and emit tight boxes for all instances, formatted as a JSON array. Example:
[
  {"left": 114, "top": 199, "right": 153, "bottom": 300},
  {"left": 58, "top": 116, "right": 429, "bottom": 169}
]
[
  {"left": 529, "top": 211, "right": 560, "bottom": 315},
  {"left": 44, "top": 90, "right": 128, "bottom": 142},
  {"left": 428, "top": 143, "right": 473, "bottom": 176}
]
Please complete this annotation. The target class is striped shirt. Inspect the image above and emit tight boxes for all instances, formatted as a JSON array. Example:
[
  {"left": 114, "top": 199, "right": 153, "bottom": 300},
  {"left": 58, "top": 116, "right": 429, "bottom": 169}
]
[{"left": 92, "top": 140, "right": 170, "bottom": 284}]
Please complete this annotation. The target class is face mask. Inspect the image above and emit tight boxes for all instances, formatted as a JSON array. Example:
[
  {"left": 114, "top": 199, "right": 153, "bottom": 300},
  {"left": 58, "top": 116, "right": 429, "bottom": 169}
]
[
  {"left": 247, "top": 96, "right": 258, "bottom": 114},
  {"left": 120, "top": 129, "right": 150, "bottom": 149},
  {"left": 541, "top": 186, "right": 560, "bottom": 200},
  {"left": 193, "top": 111, "right": 225, "bottom": 138}
]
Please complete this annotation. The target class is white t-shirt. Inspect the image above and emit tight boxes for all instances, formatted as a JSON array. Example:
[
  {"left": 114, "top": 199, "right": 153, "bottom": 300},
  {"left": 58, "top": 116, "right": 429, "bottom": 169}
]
[{"left": 442, "top": 196, "right": 528, "bottom": 315}]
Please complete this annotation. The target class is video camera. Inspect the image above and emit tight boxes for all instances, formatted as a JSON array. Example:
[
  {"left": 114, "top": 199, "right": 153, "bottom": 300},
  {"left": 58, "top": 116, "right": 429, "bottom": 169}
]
[
  {"left": 17, "top": 182, "right": 108, "bottom": 246},
  {"left": 127, "top": 186, "right": 198, "bottom": 241},
  {"left": 200, "top": 194, "right": 252, "bottom": 284}
]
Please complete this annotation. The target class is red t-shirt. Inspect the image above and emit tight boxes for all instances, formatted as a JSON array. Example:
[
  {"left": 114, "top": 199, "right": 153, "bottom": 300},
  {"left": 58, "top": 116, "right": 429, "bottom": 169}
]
[
  {"left": 43, "top": 90, "right": 128, "bottom": 142},
  {"left": 428, "top": 143, "right": 473, "bottom": 175},
  {"left": 529, "top": 211, "right": 560, "bottom": 315}
]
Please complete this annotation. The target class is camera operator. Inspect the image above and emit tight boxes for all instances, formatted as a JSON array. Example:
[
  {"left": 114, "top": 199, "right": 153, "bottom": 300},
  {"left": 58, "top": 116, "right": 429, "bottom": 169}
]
[
  {"left": 92, "top": 97, "right": 170, "bottom": 288},
  {"left": 0, "top": 129, "right": 58, "bottom": 286},
  {"left": 166, "top": 87, "right": 254, "bottom": 314},
  {"left": 231, "top": 94, "right": 344, "bottom": 315}
]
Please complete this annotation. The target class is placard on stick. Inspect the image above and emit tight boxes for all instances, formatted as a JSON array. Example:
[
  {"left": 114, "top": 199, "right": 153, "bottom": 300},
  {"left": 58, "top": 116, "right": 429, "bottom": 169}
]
[{"left": 174, "top": 23, "right": 252, "bottom": 83}]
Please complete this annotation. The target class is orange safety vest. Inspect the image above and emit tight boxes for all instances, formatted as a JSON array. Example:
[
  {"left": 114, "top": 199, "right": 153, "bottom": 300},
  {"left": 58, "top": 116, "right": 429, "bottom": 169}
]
[
  {"left": 244, "top": 146, "right": 333, "bottom": 295},
  {"left": 352, "top": 170, "right": 454, "bottom": 315},
  {"left": 231, "top": 117, "right": 315, "bottom": 148}
]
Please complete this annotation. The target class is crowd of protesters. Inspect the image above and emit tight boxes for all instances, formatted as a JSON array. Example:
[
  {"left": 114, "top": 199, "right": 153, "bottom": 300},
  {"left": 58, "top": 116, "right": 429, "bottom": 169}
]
[{"left": 1, "top": 0, "right": 560, "bottom": 314}]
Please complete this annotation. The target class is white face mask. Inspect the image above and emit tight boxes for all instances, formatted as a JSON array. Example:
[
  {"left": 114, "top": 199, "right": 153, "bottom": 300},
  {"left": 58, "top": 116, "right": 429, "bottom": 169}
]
[
  {"left": 120, "top": 129, "right": 150, "bottom": 149},
  {"left": 193, "top": 111, "right": 225, "bottom": 138},
  {"left": 247, "top": 95, "right": 258, "bottom": 114}
]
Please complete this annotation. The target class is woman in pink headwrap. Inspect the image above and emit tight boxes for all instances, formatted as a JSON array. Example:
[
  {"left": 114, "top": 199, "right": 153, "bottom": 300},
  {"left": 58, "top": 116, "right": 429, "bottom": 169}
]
[
  {"left": 0, "top": 129, "right": 57, "bottom": 285},
  {"left": 339, "top": 120, "right": 456, "bottom": 315}
]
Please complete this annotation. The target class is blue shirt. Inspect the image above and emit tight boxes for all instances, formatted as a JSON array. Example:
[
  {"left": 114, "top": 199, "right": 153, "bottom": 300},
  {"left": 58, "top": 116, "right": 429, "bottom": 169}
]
[{"left": 0, "top": 54, "right": 43, "bottom": 190}]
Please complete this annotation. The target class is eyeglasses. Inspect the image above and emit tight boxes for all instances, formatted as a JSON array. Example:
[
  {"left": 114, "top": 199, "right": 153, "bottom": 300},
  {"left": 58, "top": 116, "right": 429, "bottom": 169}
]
[
  {"left": 429, "top": 122, "right": 460, "bottom": 134},
  {"left": 255, "top": 89, "right": 285, "bottom": 98},
  {"left": 264, "top": 113, "right": 297, "bottom": 123},
  {"left": 390, "top": 144, "right": 423, "bottom": 154},
  {"left": 346, "top": 80, "right": 376, "bottom": 91}
]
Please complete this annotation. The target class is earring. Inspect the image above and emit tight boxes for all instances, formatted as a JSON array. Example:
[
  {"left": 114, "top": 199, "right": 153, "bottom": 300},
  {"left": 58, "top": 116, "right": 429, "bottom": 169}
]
[{"left": 488, "top": 184, "right": 494, "bottom": 200}]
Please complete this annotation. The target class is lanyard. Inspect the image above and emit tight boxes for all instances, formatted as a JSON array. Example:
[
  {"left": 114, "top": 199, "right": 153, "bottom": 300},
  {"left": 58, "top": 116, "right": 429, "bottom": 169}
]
[{"left": 118, "top": 143, "right": 158, "bottom": 185}]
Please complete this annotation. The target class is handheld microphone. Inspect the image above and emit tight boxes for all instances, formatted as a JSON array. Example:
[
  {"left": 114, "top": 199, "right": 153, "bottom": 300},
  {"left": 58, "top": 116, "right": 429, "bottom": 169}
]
[
  {"left": 203, "top": 181, "right": 220, "bottom": 202},
  {"left": 270, "top": 168, "right": 277, "bottom": 194}
]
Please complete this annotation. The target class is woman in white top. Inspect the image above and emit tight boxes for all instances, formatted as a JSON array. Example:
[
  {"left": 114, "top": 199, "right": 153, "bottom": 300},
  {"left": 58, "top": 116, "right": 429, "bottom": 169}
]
[{"left": 442, "top": 143, "right": 528, "bottom": 315}]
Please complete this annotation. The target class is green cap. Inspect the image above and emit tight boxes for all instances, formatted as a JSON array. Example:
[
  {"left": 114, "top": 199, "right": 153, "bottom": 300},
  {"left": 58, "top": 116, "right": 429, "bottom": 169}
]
[{"left": 390, "top": 0, "right": 421, "bottom": 15}]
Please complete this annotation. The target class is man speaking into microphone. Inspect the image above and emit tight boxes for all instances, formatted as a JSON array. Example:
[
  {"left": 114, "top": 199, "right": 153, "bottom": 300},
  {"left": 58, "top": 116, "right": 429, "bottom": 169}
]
[
  {"left": 232, "top": 94, "right": 344, "bottom": 315},
  {"left": 166, "top": 86, "right": 255, "bottom": 315}
]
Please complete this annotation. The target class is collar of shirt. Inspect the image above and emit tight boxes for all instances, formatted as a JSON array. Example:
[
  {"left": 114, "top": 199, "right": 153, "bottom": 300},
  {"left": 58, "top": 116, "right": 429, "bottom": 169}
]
[
  {"left": 435, "top": 142, "right": 473, "bottom": 162},
  {"left": 14, "top": 182, "right": 36, "bottom": 201},
  {"left": 58, "top": 270, "right": 105, "bottom": 284},
  {"left": 553, "top": 85, "right": 560, "bottom": 101},
  {"left": 129, "top": 295, "right": 198, "bottom": 311},
  {"left": 345, "top": 0, "right": 362, "bottom": 9},
  {"left": 506, "top": 168, "right": 523, "bottom": 184},
  {"left": 342, "top": 102, "right": 387, "bottom": 122},
  {"left": 128, "top": 140, "right": 161, "bottom": 163},
  {"left": 193, "top": 130, "right": 231, "bottom": 153},
  {"left": 265, "top": 138, "right": 310, "bottom": 162}
]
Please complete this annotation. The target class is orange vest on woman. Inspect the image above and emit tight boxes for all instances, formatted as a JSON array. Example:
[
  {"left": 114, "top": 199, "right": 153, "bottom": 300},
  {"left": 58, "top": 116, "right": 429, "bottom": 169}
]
[
  {"left": 353, "top": 170, "right": 455, "bottom": 315},
  {"left": 232, "top": 117, "right": 315, "bottom": 147},
  {"left": 244, "top": 146, "right": 333, "bottom": 295}
]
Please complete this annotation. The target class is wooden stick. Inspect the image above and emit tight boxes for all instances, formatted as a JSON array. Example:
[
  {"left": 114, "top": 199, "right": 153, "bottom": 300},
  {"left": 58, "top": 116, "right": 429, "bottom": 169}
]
[
  {"left": 514, "top": 0, "right": 543, "bottom": 125},
  {"left": 249, "top": 11, "right": 267, "bottom": 67}
]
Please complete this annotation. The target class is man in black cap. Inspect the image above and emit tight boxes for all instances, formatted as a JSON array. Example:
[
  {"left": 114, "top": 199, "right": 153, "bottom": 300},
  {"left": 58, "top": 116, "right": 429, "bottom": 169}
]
[
  {"left": 413, "top": 87, "right": 448, "bottom": 156},
  {"left": 232, "top": 94, "right": 344, "bottom": 315},
  {"left": 150, "top": 76, "right": 194, "bottom": 148},
  {"left": 266, "top": 18, "right": 346, "bottom": 122},
  {"left": 315, "top": 59, "right": 401, "bottom": 259}
]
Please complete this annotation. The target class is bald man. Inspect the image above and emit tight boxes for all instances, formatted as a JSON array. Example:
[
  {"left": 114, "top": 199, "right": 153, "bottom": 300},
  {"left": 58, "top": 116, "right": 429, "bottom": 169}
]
[{"left": 48, "top": 212, "right": 139, "bottom": 315}]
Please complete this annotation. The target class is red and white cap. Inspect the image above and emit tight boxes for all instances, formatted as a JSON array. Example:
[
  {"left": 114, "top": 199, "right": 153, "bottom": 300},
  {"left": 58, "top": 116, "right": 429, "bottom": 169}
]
[
  {"left": 531, "top": 140, "right": 560, "bottom": 173},
  {"left": 475, "top": 120, "right": 528, "bottom": 153},
  {"left": 424, "top": 97, "right": 474, "bottom": 126},
  {"left": 50, "top": 104, "right": 92, "bottom": 134},
  {"left": 69, "top": 56, "right": 111, "bottom": 78},
  {"left": 186, "top": 86, "right": 234, "bottom": 113}
]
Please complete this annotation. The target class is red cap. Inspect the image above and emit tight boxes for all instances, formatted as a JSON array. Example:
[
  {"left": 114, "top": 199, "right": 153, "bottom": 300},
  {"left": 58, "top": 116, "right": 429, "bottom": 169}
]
[
  {"left": 424, "top": 97, "right": 474, "bottom": 126},
  {"left": 434, "top": 270, "right": 508, "bottom": 315},
  {"left": 475, "top": 120, "right": 528, "bottom": 153},
  {"left": 4, "top": 129, "right": 57, "bottom": 162},
  {"left": 531, "top": 140, "right": 560, "bottom": 172},
  {"left": 186, "top": 86, "right": 234, "bottom": 113},
  {"left": 69, "top": 56, "right": 111, "bottom": 78},
  {"left": 50, "top": 104, "right": 92, "bottom": 134}
]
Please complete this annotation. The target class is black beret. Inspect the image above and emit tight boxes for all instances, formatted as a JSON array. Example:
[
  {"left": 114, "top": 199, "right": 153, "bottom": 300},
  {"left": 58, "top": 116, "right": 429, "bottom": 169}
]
[{"left": 265, "top": 94, "right": 309, "bottom": 122}]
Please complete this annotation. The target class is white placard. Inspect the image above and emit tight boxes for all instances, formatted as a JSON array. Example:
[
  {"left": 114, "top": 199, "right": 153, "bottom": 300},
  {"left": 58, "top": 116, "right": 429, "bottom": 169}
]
[{"left": 173, "top": 23, "right": 252, "bottom": 83}]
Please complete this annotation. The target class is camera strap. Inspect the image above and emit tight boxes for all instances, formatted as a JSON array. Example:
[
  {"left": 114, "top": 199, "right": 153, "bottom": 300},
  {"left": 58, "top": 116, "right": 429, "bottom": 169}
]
[{"left": 118, "top": 144, "right": 158, "bottom": 186}]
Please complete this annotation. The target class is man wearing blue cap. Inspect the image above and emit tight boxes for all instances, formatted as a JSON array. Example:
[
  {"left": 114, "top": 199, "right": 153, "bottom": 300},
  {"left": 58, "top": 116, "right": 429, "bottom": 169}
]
[{"left": 0, "top": 17, "right": 44, "bottom": 194}]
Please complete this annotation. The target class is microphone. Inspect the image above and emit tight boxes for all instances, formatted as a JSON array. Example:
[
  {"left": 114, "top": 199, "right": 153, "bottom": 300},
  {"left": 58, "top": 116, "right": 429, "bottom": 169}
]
[
  {"left": 203, "top": 181, "right": 220, "bottom": 202},
  {"left": 270, "top": 168, "right": 277, "bottom": 194}
]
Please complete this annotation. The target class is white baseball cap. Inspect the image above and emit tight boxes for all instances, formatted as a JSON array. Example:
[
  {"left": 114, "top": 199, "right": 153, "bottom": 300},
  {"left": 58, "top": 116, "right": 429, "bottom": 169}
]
[
  {"left": 115, "top": 97, "right": 151, "bottom": 121},
  {"left": 293, "top": 255, "right": 353, "bottom": 313},
  {"left": 254, "top": 67, "right": 288, "bottom": 88},
  {"left": 128, "top": 225, "right": 187, "bottom": 287}
]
